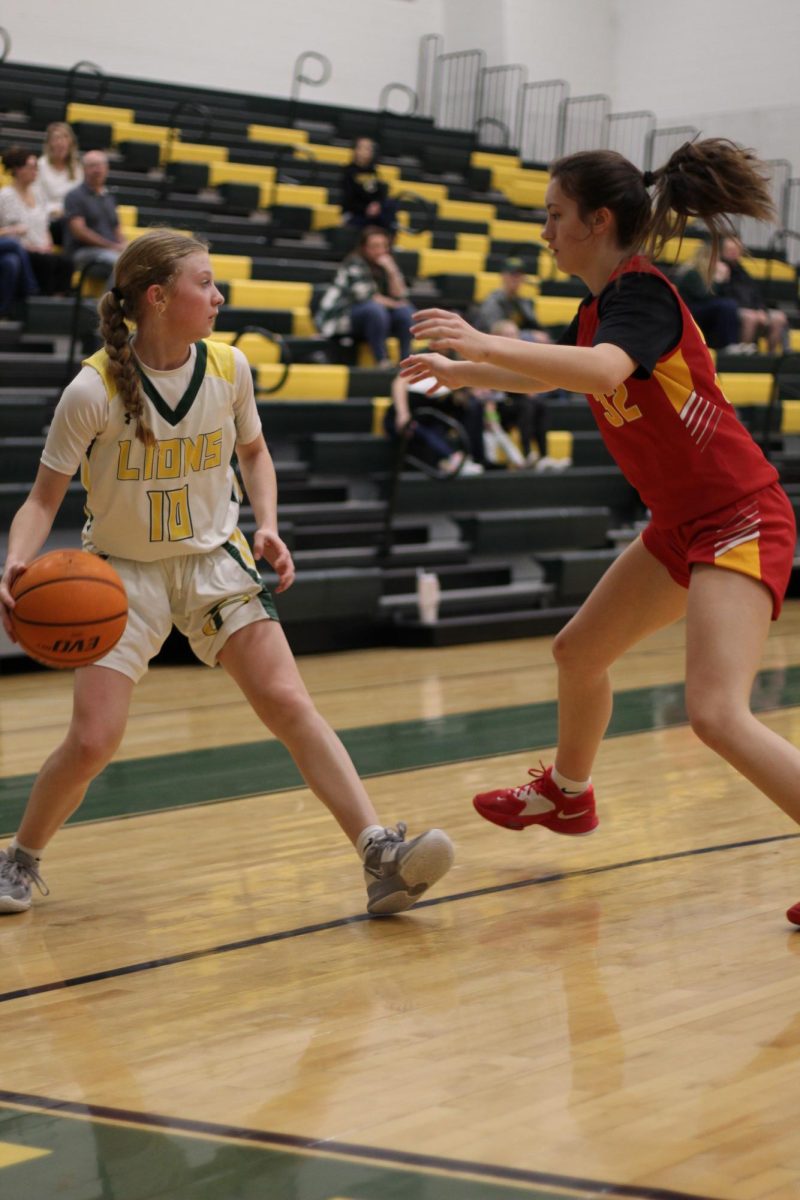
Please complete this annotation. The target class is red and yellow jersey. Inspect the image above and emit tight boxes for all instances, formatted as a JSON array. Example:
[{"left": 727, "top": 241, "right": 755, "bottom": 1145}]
[{"left": 575, "top": 256, "right": 777, "bottom": 528}]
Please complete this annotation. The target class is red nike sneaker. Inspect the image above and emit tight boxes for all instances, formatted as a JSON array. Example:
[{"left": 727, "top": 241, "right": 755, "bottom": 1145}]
[
  {"left": 473, "top": 764, "right": 598, "bottom": 836},
  {"left": 786, "top": 901, "right": 800, "bottom": 926}
]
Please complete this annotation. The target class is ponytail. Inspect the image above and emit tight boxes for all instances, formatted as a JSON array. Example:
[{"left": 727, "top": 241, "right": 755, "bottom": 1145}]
[
  {"left": 550, "top": 138, "right": 776, "bottom": 268},
  {"left": 646, "top": 138, "right": 775, "bottom": 265},
  {"left": 98, "top": 288, "right": 155, "bottom": 447}
]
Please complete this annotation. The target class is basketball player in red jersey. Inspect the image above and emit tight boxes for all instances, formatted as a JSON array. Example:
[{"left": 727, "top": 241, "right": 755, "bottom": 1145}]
[{"left": 400, "top": 139, "right": 800, "bottom": 926}]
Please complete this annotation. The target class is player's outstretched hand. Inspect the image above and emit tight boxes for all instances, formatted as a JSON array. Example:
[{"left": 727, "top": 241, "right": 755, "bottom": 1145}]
[
  {"left": 410, "top": 308, "right": 489, "bottom": 360},
  {"left": 398, "top": 352, "right": 465, "bottom": 393},
  {"left": 253, "top": 529, "right": 295, "bottom": 593}
]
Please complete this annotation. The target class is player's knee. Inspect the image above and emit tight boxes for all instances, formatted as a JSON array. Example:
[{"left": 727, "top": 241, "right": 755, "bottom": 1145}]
[
  {"left": 685, "top": 691, "right": 738, "bottom": 752},
  {"left": 67, "top": 724, "right": 124, "bottom": 774},
  {"left": 552, "top": 624, "right": 602, "bottom": 674}
]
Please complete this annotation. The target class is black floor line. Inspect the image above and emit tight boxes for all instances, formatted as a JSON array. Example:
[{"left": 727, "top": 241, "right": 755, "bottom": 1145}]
[
  {"left": 0, "top": 1089, "right": 725, "bottom": 1200},
  {"left": 0, "top": 831, "right": 796, "bottom": 1006}
]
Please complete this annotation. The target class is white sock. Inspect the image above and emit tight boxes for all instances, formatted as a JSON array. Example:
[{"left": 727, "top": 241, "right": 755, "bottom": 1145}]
[
  {"left": 10, "top": 837, "right": 43, "bottom": 862},
  {"left": 552, "top": 768, "right": 590, "bottom": 796},
  {"left": 356, "top": 825, "right": 385, "bottom": 860}
]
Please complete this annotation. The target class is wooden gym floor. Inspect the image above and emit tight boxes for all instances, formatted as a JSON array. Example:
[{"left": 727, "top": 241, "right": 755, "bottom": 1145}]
[{"left": 1, "top": 605, "right": 800, "bottom": 1200}]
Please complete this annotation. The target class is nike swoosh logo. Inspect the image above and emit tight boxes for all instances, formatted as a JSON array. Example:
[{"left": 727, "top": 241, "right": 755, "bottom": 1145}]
[{"left": 558, "top": 809, "right": 592, "bottom": 820}]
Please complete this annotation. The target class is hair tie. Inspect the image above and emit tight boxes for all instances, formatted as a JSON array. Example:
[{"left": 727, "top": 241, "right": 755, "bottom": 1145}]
[
  {"left": 642, "top": 170, "right": 657, "bottom": 188},
  {"left": 111, "top": 285, "right": 125, "bottom": 303}
]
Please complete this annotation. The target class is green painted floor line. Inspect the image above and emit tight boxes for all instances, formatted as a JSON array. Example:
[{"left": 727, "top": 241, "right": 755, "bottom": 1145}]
[
  {"left": 1, "top": 664, "right": 797, "bottom": 834},
  {"left": 0, "top": 1099, "right": 711, "bottom": 1200}
]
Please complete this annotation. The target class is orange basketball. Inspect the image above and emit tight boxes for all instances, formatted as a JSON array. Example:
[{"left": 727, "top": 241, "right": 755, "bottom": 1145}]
[{"left": 9, "top": 549, "right": 128, "bottom": 669}]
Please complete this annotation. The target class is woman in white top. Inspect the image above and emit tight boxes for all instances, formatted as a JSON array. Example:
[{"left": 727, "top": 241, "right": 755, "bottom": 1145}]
[
  {"left": 0, "top": 228, "right": 453, "bottom": 917},
  {"left": 37, "top": 121, "right": 83, "bottom": 221},
  {"left": 0, "top": 145, "right": 72, "bottom": 294}
]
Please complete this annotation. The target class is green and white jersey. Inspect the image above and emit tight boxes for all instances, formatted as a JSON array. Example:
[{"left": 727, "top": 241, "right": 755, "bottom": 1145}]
[{"left": 41, "top": 339, "right": 263, "bottom": 561}]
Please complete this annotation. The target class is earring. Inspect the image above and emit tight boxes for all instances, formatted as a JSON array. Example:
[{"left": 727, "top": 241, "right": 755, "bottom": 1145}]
[{"left": 156, "top": 300, "right": 167, "bottom": 317}]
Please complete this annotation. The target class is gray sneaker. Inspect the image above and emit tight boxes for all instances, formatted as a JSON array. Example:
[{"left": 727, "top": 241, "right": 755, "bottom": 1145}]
[
  {"left": 363, "top": 823, "right": 454, "bottom": 915},
  {"left": 0, "top": 847, "right": 49, "bottom": 913}
]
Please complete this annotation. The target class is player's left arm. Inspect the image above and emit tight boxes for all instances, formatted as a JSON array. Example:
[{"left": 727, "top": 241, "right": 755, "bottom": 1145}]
[{"left": 235, "top": 433, "right": 295, "bottom": 593}]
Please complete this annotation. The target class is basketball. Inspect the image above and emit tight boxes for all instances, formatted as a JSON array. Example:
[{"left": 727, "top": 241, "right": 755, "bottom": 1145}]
[{"left": 9, "top": 549, "right": 128, "bottom": 669}]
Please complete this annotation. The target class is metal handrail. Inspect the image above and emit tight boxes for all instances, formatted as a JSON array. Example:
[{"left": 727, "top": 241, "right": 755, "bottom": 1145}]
[
  {"left": 0, "top": 27, "right": 10, "bottom": 63},
  {"left": 63, "top": 260, "right": 104, "bottom": 391},
  {"left": 161, "top": 100, "right": 212, "bottom": 200},
  {"left": 380, "top": 406, "right": 470, "bottom": 561},
  {"left": 474, "top": 116, "right": 511, "bottom": 148},
  {"left": 64, "top": 60, "right": 106, "bottom": 108},
  {"left": 378, "top": 83, "right": 417, "bottom": 116},
  {"left": 290, "top": 51, "right": 332, "bottom": 103},
  {"left": 394, "top": 189, "right": 437, "bottom": 236},
  {"left": 237, "top": 325, "right": 292, "bottom": 396}
]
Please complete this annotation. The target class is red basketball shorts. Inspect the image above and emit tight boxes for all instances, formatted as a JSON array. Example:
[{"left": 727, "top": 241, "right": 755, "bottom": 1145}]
[{"left": 641, "top": 482, "right": 796, "bottom": 620}]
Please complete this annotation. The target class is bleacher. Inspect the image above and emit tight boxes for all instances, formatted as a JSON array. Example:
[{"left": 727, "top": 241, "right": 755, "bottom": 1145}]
[{"left": 2, "top": 60, "right": 800, "bottom": 665}]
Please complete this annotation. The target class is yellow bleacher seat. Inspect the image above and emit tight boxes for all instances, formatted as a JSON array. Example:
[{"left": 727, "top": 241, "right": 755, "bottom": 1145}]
[
  {"left": 471, "top": 150, "right": 521, "bottom": 171},
  {"left": 473, "top": 272, "right": 540, "bottom": 304},
  {"left": 256, "top": 363, "right": 348, "bottom": 401},
  {"left": 162, "top": 142, "right": 228, "bottom": 164},
  {"left": 229, "top": 280, "right": 312, "bottom": 309},
  {"left": 789, "top": 330, "right": 800, "bottom": 352},
  {"left": 273, "top": 183, "right": 329, "bottom": 208},
  {"left": 376, "top": 164, "right": 401, "bottom": 182},
  {"left": 656, "top": 237, "right": 705, "bottom": 266},
  {"left": 116, "top": 205, "right": 137, "bottom": 227},
  {"left": 781, "top": 399, "right": 800, "bottom": 434},
  {"left": 291, "top": 308, "right": 316, "bottom": 336},
  {"left": 490, "top": 219, "right": 542, "bottom": 245},
  {"left": 389, "top": 179, "right": 447, "bottom": 205},
  {"left": 394, "top": 229, "right": 432, "bottom": 251},
  {"left": 502, "top": 175, "right": 549, "bottom": 209},
  {"left": 311, "top": 205, "right": 343, "bottom": 231},
  {"left": 372, "top": 397, "right": 392, "bottom": 436},
  {"left": 299, "top": 143, "right": 351, "bottom": 166},
  {"left": 456, "top": 233, "right": 490, "bottom": 255},
  {"left": 67, "top": 102, "right": 133, "bottom": 125},
  {"left": 209, "top": 162, "right": 275, "bottom": 187},
  {"left": 208, "top": 255, "right": 251, "bottom": 282},
  {"left": 740, "top": 256, "right": 797, "bottom": 282},
  {"left": 717, "top": 372, "right": 773, "bottom": 406},
  {"left": 248, "top": 124, "right": 308, "bottom": 146},
  {"left": 111, "top": 121, "right": 170, "bottom": 146},
  {"left": 533, "top": 294, "right": 582, "bottom": 326},
  {"left": 357, "top": 338, "right": 401, "bottom": 367},
  {"left": 210, "top": 331, "right": 281, "bottom": 365},
  {"left": 418, "top": 248, "right": 485, "bottom": 277},
  {"left": 437, "top": 199, "right": 496, "bottom": 224}
]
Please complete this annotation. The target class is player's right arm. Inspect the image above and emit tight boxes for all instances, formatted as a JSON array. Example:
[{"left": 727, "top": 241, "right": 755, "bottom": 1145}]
[{"left": 1, "top": 465, "right": 75, "bottom": 636}]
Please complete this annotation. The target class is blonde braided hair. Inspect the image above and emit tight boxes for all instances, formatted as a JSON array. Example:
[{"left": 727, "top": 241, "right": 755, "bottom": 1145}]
[{"left": 97, "top": 228, "right": 209, "bottom": 446}]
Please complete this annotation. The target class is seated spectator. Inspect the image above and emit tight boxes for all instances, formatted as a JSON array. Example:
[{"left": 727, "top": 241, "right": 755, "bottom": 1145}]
[
  {"left": 315, "top": 226, "right": 413, "bottom": 366},
  {"left": 475, "top": 257, "right": 552, "bottom": 343},
  {"left": 675, "top": 243, "right": 742, "bottom": 352},
  {"left": 37, "top": 122, "right": 83, "bottom": 242},
  {"left": 471, "top": 319, "right": 549, "bottom": 468},
  {"left": 341, "top": 138, "right": 397, "bottom": 233},
  {"left": 385, "top": 373, "right": 484, "bottom": 475},
  {"left": 0, "top": 146, "right": 73, "bottom": 295},
  {"left": 63, "top": 150, "right": 127, "bottom": 285},
  {"left": 0, "top": 236, "right": 39, "bottom": 317},
  {"left": 717, "top": 235, "right": 789, "bottom": 353}
]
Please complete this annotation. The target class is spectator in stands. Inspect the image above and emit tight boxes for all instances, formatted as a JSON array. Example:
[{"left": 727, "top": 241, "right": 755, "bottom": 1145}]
[
  {"left": 471, "top": 319, "right": 549, "bottom": 468},
  {"left": 341, "top": 138, "right": 397, "bottom": 234},
  {"left": 315, "top": 226, "right": 413, "bottom": 367},
  {"left": 37, "top": 122, "right": 83, "bottom": 240},
  {"left": 717, "top": 235, "right": 789, "bottom": 353},
  {"left": 0, "top": 236, "right": 39, "bottom": 317},
  {"left": 385, "top": 372, "right": 484, "bottom": 475},
  {"left": 475, "top": 257, "right": 552, "bottom": 343},
  {"left": 63, "top": 150, "right": 127, "bottom": 285},
  {"left": 675, "top": 242, "right": 742, "bottom": 352},
  {"left": 0, "top": 146, "right": 72, "bottom": 296}
]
